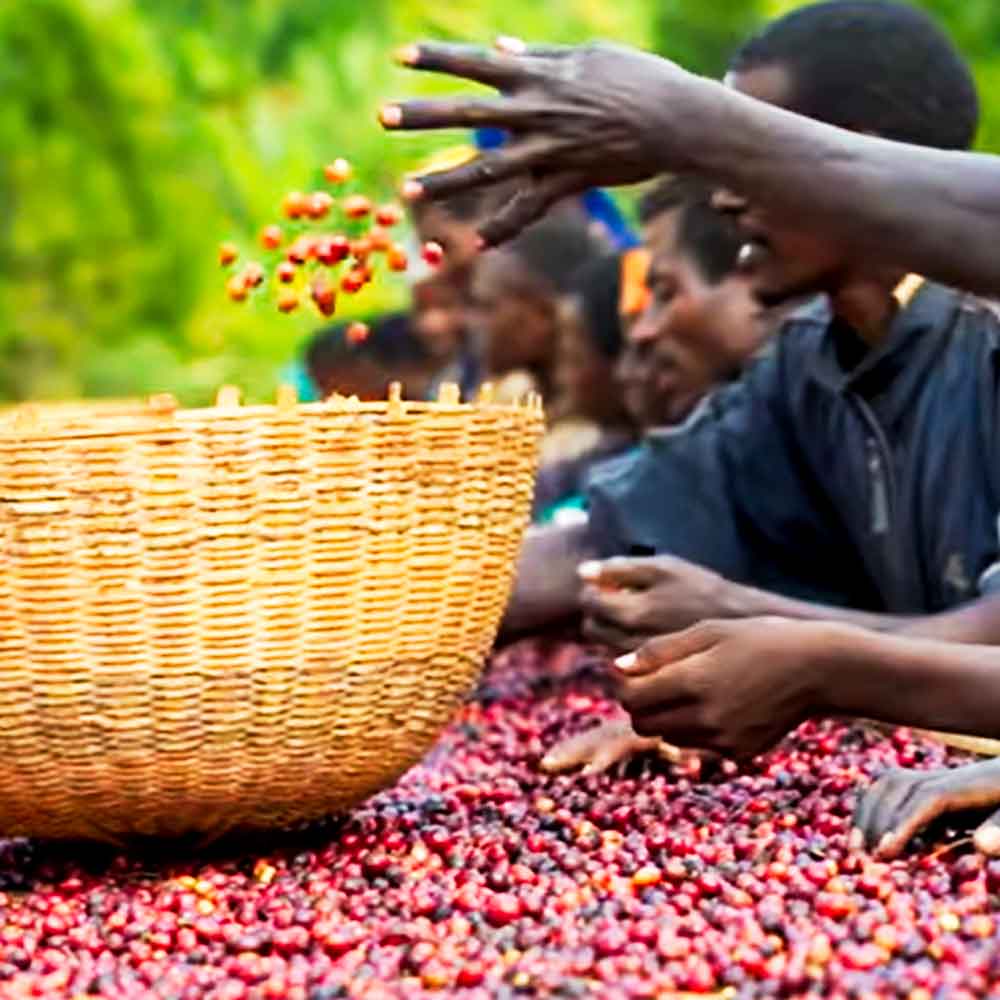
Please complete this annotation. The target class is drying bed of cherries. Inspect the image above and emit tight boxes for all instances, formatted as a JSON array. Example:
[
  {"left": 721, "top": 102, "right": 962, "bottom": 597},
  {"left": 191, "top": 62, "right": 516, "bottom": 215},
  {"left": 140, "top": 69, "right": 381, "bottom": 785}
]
[{"left": 0, "top": 638, "right": 997, "bottom": 999}]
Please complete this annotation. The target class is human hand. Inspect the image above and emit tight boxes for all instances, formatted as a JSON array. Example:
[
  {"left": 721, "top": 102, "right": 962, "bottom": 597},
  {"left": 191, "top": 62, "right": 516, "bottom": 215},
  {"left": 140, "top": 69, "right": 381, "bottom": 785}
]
[
  {"left": 613, "top": 617, "right": 845, "bottom": 758},
  {"left": 539, "top": 719, "right": 683, "bottom": 776},
  {"left": 380, "top": 39, "right": 699, "bottom": 245},
  {"left": 852, "top": 758, "right": 1000, "bottom": 860},
  {"left": 578, "top": 555, "right": 742, "bottom": 652}
]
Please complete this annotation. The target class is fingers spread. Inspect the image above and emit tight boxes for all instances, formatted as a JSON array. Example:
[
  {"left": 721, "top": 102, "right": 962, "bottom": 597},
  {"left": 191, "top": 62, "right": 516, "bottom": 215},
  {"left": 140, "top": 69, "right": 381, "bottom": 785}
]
[
  {"left": 409, "top": 141, "right": 554, "bottom": 202},
  {"left": 396, "top": 42, "right": 525, "bottom": 89}
]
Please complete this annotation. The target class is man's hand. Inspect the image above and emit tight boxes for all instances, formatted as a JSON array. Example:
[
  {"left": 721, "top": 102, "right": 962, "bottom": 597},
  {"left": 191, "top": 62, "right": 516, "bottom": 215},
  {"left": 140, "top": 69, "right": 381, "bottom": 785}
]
[
  {"left": 380, "top": 40, "right": 698, "bottom": 245},
  {"left": 613, "top": 617, "right": 848, "bottom": 758},
  {"left": 578, "top": 555, "right": 744, "bottom": 652},
  {"left": 853, "top": 758, "right": 1000, "bottom": 860},
  {"left": 540, "top": 719, "right": 683, "bottom": 776}
]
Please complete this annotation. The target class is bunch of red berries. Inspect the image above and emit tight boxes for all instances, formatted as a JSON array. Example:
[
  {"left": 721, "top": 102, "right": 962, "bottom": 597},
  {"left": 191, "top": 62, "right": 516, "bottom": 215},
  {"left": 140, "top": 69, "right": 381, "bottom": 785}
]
[{"left": 219, "top": 158, "right": 444, "bottom": 344}]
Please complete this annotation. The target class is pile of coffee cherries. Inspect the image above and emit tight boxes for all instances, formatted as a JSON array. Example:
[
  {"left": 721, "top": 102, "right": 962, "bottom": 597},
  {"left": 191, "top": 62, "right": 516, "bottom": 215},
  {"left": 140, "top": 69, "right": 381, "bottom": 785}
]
[
  {"left": 0, "top": 639, "right": 997, "bottom": 999},
  {"left": 219, "top": 158, "right": 443, "bottom": 342}
]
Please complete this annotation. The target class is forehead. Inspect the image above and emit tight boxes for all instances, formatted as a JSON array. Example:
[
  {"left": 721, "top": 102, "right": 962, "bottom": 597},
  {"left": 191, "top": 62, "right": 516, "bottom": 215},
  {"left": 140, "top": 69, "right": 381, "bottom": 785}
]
[{"left": 724, "top": 63, "right": 794, "bottom": 109}]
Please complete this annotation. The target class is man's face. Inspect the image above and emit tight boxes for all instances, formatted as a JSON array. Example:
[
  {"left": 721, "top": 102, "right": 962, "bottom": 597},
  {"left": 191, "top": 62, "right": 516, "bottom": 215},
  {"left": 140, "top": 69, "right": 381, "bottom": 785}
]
[
  {"left": 616, "top": 209, "right": 766, "bottom": 429},
  {"left": 719, "top": 64, "right": 853, "bottom": 308},
  {"left": 412, "top": 276, "right": 466, "bottom": 360},
  {"left": 468, "top": 252, "right": 555, "bottom": 377}
]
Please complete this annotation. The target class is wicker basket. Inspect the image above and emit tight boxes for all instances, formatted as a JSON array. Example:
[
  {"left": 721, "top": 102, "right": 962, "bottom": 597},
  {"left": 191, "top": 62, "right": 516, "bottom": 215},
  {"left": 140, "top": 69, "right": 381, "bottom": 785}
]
[{"left": 0, "top": 383, "right": 544, "bottom": 841}]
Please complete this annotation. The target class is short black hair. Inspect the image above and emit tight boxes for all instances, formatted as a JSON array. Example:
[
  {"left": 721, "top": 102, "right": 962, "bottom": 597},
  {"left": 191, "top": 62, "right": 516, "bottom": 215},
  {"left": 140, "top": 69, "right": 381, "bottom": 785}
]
[
  {"left": 638, "top": 177, "right": 744, "bottom": 285},
  {"left": 730, "top": 1, "right": 979, "bottom": 150}
]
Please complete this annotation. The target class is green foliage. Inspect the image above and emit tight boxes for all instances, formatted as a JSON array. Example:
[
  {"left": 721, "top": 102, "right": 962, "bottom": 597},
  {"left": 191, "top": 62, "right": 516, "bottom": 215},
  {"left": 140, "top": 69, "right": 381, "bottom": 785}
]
[{"left": 5, "top": 0, "right": 1000, "bottom": 405}]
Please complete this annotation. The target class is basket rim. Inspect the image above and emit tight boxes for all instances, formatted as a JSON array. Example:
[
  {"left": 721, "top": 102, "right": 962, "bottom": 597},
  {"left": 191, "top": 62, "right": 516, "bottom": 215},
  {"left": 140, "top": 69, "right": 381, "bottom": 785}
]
[{"left": 0, "top": 383, "right": 545, "bottom": 445}]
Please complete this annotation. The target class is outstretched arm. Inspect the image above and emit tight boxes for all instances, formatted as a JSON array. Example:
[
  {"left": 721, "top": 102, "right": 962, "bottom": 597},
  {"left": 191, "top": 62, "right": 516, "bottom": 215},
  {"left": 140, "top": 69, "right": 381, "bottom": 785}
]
[{"left": 383, "top": 41, "right": 1000, "bottom": 296}]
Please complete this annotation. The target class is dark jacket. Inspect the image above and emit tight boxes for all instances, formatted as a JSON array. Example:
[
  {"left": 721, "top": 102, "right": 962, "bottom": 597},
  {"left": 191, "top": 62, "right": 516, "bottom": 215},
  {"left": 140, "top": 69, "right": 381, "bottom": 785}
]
[{"left": 586, "top": 282, "right": 1000, "bottom": 613}]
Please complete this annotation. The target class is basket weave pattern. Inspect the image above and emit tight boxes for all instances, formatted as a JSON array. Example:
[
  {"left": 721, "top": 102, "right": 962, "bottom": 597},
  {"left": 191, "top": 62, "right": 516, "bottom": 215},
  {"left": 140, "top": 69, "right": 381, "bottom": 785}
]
[{"left": 0, "top": 387, "right": 543, "bottom": 841}]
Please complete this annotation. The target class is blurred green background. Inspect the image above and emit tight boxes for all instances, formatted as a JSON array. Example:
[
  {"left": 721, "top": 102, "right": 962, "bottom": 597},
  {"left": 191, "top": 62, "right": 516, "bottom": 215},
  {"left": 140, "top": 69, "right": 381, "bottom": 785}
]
[{"left": 5, "top": 0, "right": 1000, "bottom": 405}]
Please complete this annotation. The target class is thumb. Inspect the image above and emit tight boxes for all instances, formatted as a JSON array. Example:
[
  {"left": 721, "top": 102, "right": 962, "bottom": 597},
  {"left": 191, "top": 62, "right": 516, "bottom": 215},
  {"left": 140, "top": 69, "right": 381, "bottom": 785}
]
[
  {"left": 578, "top": 555, "right": 661, "bottom": 590},
  {"left": 615, "top": 621, "right": 724, "bottom": 677}
]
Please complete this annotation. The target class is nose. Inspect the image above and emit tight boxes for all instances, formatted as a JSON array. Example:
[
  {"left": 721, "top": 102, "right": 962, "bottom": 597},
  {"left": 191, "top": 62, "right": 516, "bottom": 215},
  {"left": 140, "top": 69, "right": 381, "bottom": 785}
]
[
  {"left": 711, "top": 187, "right": 749, "bottom": 217},
  {"left": 629, "top": 304, "right": 660, "bottom": 345}
]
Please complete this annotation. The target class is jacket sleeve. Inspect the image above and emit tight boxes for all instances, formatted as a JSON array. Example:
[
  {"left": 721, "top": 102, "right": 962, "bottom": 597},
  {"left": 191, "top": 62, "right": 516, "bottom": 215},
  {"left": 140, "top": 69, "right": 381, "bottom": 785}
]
[{"left": 584, "top": 346, "right": 861, "bottom": 606}]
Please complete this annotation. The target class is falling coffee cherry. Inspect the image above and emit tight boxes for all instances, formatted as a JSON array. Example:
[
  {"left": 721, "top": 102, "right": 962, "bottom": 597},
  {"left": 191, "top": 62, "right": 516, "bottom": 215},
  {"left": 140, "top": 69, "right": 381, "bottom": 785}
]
[
  {"left": 340, "top": 269, "right": 366, "bottom": 295},
  {"left": 421, "top": 241, "right": 444, "bottom": 267},
  {"left": 367, "top": 226, "right": 391, "bottom": 252},
  {"left": 276, "top": 261, "right": 297, "bottom": 284},
  {"left": 242, "top": 262, "right": 265, "bottom": 288},
  {"left": 219, "top": 242, "right": 239, "bottom": 267},
  {"left": 324, "top": 158, "right": 352, "bottom": 184},
  {"left": 387, "top": 245, "right": 409, "bottom": 272},
  {"left": 375, "top": 204, "right": 403, "bottom": 227},
  {"left": 316, "top": 235, "right": 350, "bottom": 266},
  {"left": 343, "top": 195, "right": 372, "bottom": 220},
  {"left": 282, "top": 191, "right": 309, "bottom": 220},
  {"left": 260, "top": 225, "right": 283, "bottom": 250},
  {"left": 307, "top": 191, "right": 334, "bottom": 220},
  {"left": 346, "top": 322, "right": 370, "bottom": 345},
  {"left": 286, "top": 236, "right": 315, "bottom": 265},
  {"left": 226, "top": 274, "right": 248, "bottom": 302},
  {"left": 350, "top": 237, "right": 374, "bottom": 262},
  {"left": 310, "top": 278, "right": 337, "bottom": 318},
  {"left": 277, "top": 290, "right": 299, "bottom": 313}
]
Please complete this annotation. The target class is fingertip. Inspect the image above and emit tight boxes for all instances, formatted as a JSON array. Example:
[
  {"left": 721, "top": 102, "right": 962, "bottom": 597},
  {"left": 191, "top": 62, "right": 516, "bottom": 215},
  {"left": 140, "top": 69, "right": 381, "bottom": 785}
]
[
  {"left": 379, "top": 104, "right": 403, "bottom": 129},
  {"left": 401, "top": 178, "right": 424, "bottom": 202},
  {"left": 848, "top": 828, "right": 864, "bottom": 852},
  {"left": 394, "top": 44, "right": 421, "bottom": 66},
  {"left": 578, "top": 560, "right": 601, "bottom": 581},
  {"left": 875, "top": 832, "right": 898, "bottom": 859},
  {"left": 975, "top": 824, "right": 1000, "bottom": 856},
  {"left": 495, "top": 35, "right": 527, "bottom": 55},
  {"left": 615, "top": 652, "right": 638, "bottom": 673}
]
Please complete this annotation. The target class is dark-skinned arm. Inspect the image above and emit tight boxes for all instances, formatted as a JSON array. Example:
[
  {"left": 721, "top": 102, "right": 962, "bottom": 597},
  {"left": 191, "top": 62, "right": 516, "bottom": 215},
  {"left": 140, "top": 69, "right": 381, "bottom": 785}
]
[
  {"left": 382, "top": 41, "right": 1000, "bottom": 296},
  {"left": 500, "top": 519, "right": 595, "bottom": 636}
]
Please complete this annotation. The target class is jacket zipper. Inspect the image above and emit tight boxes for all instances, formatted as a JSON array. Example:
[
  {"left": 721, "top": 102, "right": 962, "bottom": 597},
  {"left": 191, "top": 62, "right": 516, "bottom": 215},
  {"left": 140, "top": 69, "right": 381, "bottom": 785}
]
[{"left": 866, "top": 436, "right": 890, "bottom": 535}]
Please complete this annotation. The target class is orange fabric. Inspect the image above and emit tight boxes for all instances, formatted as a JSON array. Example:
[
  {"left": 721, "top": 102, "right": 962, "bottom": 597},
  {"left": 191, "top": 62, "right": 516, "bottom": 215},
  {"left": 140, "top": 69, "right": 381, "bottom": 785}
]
[{"left": 620, "top": 248, "right": 651, "bottom": 317}]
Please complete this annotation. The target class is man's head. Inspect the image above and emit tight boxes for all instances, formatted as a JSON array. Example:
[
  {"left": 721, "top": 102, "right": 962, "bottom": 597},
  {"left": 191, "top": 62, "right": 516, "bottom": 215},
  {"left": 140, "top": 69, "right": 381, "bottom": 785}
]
[
  {"left": 306, "top": 313, "right": 429, "bottom": 400},
  {"left": 721, "top": 0, "right": 979, "bottom": 307},
  {"left": 469, "top": 218, "right": 602, "bottom": 380},
  {"left": 618, "top": 177, "right": 766, "bottom": 429},
  {"left": 412, "top": 275, "right": 466, "bottom": 361}
]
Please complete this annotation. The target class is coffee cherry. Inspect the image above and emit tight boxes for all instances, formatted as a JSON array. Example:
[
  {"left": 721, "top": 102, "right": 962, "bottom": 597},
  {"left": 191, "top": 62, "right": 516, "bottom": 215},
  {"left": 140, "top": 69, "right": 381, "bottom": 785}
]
[
  {"left": 310, "top": 278, "right": 337, "bottom": 318},
  {"left": 375, "top": 204, "right": 403, "bottom": 227},
  {"left": 307, "top": 191, "right": 334, "bottom": 220},
  {"left": 277, "top": 290, "right": 299, "bottom": 313},
  {"left": 367, "top": 227, "right": 391, "bottom": 252},
  {"left": 324, "top": 158, "right": 352, "bottom": 184},
  {"left": 421, "top": 241, "right": 444, "bottom": 267},
  {"left": 260, "top": 225, "right": 283, "bottom": 250},
  {"left": 242, "top": 262, "right": 264, "bottom": 288},
  {"left": 349, "top": 237, "right": 374, "bottom": 262},
  {"left": 386, "top": 245, "right": 409, "bottom": 273},
  {"left": 316, "top": 235, "right": 350, "bottom": 266},
  {"left": 286, "top": 237, "right": 314, "bottom": 265},
  {"left": 225, "top": 274, "right": 248, "bottom": 301},
  {"left": 276, "top": 261, "right": 297, "bottom": 284},
  {"left": 343, "top": 195, "right": 372, "bottom": 220},
  {"left": 340, "top": 269, "right": 366, "bottom": 295},
  {"left": 346, "top": 322, "right": 369, "bottom": 345},
  {"left": 218, "top": 242, "right": 239, "bottom": 267},
  {"left": 281, "top": 191, "right": 309, "bottom": 219}
]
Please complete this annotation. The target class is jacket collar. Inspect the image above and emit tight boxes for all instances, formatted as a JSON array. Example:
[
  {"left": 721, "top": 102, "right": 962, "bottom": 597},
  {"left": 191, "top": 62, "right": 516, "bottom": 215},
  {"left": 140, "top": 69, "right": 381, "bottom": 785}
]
[{"left": 809, "top": 279, "right": 960, "bottom": 403}]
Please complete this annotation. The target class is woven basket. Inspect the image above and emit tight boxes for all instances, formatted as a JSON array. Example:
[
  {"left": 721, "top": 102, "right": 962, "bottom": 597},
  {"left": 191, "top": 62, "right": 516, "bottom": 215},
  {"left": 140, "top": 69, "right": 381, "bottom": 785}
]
[{"left": 0, "top": 383, "right": 543, "bottom": 841}]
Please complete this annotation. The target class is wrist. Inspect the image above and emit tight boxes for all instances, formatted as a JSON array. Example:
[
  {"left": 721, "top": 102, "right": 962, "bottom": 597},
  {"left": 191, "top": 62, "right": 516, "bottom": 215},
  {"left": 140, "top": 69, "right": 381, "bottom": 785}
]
[
  {"left": 798, "top": 622, "right": 885, "bottom": 716},
  {"left": 641, "top": 64, "right": 717, "bottom": 175}
]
